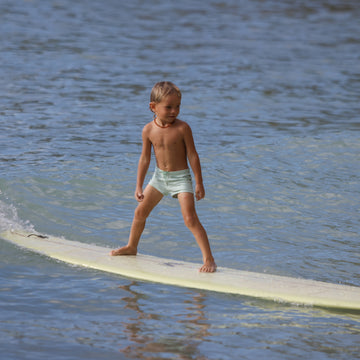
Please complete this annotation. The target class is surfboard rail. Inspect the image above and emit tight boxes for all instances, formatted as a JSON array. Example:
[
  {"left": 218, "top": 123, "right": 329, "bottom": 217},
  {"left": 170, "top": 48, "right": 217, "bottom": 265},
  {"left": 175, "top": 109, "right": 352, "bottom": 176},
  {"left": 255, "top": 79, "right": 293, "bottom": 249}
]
[{"left": 1, "top": 229, "right": 360, "bottom": 311}]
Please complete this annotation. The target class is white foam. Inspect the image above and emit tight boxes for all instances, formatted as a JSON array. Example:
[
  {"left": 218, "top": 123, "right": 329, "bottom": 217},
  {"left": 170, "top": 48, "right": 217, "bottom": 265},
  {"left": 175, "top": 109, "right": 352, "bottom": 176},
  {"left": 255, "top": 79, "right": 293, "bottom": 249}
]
[{"left": 0, "top": 200, "right": 34, "bottom": 233}]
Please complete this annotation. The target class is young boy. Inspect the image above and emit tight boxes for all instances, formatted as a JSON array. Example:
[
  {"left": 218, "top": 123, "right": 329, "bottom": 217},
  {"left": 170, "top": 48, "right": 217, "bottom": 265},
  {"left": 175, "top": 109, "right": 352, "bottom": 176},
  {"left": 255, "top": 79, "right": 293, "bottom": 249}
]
[{"left": 110, "top": 81, "right": 216, "bottom": 273}]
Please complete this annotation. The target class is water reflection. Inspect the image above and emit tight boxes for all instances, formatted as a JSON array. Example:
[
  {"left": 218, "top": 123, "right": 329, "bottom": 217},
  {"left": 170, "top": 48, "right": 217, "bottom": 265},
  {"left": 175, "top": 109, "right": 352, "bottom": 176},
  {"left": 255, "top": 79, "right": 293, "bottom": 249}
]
[{"left": 118, "top": 282, "right": 210, "bottom": 359}]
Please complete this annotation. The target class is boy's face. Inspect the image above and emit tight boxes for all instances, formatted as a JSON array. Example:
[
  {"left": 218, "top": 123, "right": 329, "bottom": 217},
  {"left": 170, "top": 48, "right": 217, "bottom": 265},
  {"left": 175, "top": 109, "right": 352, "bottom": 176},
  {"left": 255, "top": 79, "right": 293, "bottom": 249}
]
[{"left": 150, "top": 94, "right": 181, "bottom": 125}]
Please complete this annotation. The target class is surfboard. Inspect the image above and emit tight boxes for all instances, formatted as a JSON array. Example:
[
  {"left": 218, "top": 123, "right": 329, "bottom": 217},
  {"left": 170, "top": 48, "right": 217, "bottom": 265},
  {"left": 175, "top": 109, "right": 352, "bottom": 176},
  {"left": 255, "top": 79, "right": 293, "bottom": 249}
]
[{"left": 1, "top": 229, "right": 360, "bottom": 310}]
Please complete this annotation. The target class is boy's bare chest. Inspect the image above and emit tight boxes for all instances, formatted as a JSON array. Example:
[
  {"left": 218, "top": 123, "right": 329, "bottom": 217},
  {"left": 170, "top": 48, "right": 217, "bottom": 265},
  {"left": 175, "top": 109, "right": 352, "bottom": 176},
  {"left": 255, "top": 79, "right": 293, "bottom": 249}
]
[{"left": 150, "top": 130, "right": 184, "bottom": 150}]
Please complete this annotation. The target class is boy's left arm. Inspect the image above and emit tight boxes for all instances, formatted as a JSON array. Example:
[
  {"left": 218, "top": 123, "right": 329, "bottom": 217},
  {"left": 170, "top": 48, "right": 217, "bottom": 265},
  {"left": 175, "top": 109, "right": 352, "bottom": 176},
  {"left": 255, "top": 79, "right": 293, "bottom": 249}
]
[{"left": 183, "top": 124, "right": 205, "bottom": 200}]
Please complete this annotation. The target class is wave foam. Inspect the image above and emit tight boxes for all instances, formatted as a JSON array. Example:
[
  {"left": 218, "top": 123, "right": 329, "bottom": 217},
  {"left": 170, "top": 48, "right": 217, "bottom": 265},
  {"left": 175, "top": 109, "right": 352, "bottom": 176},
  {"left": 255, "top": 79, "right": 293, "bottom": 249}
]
[{"left": 0, "top": 199, "right": 35, "bottom": 233}]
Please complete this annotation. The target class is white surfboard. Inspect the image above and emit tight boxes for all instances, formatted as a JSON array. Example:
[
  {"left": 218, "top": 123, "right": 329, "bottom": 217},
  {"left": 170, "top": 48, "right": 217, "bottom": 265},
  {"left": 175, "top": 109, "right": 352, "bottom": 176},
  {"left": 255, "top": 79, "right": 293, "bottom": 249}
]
[{"left": 1, "top": 229, "right": 360, "bottom": 310}]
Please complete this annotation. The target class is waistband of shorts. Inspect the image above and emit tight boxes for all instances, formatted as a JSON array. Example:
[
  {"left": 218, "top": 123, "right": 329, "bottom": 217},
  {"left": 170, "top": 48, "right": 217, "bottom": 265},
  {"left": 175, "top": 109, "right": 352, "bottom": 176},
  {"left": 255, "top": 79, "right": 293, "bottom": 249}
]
[{"left": 154, "top": 167, "right": 190, "bottom": 176}]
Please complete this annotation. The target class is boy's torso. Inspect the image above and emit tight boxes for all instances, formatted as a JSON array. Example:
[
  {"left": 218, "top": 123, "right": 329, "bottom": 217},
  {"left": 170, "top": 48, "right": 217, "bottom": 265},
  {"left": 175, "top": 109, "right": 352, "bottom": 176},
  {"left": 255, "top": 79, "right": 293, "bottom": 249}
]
[{"left": 147, "top": 119, "right": 188, "bottom": 172}]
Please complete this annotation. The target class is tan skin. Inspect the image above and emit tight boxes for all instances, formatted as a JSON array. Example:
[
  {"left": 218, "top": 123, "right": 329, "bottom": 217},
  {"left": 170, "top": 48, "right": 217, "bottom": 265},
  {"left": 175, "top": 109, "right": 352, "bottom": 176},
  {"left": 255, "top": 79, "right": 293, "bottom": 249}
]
[{"left": 110, "top": 94, "right": 216, "bottom": 273}]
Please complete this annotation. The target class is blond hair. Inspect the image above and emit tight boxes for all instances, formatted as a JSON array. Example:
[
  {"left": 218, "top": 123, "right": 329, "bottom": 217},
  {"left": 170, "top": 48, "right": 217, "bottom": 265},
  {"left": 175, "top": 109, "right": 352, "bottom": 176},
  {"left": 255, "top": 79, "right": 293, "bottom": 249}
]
[{"left": 150, "top": 81, "right": 182, "bottom": 103}]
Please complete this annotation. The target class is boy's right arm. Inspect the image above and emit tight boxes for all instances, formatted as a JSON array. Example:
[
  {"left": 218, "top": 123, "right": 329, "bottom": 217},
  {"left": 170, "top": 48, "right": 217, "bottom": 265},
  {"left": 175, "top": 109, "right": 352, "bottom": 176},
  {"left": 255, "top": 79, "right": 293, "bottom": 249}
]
[
  {"left": 183, "top": 123, "right": 205, "bottom": 200},
  {"left": 135, "top": 126, "right": 152, "bottom": 201}
]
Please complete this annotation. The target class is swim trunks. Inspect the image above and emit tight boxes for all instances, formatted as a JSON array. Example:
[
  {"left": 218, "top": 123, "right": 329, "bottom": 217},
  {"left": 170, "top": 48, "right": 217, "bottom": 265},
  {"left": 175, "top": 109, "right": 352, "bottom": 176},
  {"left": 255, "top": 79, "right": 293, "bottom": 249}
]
[{"left": 149, "top": 167, "right": 193, "bottom": 198}]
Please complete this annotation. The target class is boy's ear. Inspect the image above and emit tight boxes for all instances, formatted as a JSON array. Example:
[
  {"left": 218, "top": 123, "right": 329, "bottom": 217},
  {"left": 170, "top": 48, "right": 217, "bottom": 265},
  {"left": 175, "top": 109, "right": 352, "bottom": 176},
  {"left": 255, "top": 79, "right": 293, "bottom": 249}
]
[{"left": 149, "top": 102, "right": 156, "bottom": 113}]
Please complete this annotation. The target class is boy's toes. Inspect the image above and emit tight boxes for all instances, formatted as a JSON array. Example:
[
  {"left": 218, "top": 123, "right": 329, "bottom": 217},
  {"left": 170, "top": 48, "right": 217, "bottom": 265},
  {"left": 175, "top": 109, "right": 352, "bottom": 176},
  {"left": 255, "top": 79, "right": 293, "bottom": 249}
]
[{"left": 199, "top": 263, "right": 217, "bottom": 273}]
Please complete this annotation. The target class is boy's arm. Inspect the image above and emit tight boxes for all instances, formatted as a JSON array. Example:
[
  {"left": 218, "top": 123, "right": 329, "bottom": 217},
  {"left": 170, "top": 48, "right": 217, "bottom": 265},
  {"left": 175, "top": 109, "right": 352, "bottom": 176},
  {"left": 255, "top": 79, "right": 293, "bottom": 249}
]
[
  {"left": 135, "top": 126, "right": 152, "bottom": 201},
  {"left": 183, "top": 123, "right": 205, "bottom": 201}
]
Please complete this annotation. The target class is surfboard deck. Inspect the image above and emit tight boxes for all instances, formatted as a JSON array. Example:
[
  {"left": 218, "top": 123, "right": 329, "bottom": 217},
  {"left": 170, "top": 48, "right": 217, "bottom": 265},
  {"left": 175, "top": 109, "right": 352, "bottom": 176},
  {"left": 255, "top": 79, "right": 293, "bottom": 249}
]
[{"left": 1, "top": 229, "right": 360, "bottom": 310}]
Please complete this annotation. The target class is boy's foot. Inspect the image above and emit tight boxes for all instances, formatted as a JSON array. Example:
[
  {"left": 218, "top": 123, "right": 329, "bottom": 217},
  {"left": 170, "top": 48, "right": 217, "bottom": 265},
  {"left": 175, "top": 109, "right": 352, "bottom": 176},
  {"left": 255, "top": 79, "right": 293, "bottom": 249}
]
[
  {"left": 110, "top": 245, "right": 137, "bottom": 256},
  {"left": 199, "top": 260, "right": 217, "bottom": 273}
]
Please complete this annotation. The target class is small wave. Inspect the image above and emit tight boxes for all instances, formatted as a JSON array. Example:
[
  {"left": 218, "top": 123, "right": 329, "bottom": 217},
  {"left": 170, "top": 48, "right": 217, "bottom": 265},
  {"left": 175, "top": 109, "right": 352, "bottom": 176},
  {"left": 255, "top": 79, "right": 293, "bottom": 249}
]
[{"left": 0, "top": 199, "right": 34, "bottom": 233}]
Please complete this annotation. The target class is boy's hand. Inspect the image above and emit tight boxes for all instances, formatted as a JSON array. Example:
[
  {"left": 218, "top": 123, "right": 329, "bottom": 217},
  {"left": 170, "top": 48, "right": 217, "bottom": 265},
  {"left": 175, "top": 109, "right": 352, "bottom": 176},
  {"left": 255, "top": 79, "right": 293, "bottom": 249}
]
[
  {"left": 135, "top": 187, "right": 144, "bottom": 202},
  {"left": 195, "top": 184, "right": 205, "bottom": 201}
]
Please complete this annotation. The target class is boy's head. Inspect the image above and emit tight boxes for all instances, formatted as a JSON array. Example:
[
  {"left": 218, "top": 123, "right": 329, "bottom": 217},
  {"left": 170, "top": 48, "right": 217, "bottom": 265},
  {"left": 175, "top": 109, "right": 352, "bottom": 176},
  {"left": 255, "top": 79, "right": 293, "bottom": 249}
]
[{"left": 150, "top": 81, "right": 182, "bottom": 104}]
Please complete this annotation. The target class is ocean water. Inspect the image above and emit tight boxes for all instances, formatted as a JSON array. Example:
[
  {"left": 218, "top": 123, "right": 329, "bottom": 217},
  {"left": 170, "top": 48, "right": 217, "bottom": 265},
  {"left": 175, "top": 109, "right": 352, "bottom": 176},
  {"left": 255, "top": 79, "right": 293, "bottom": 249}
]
[{"left": 1, "top": 0, "right": 360, "bottom": 359}]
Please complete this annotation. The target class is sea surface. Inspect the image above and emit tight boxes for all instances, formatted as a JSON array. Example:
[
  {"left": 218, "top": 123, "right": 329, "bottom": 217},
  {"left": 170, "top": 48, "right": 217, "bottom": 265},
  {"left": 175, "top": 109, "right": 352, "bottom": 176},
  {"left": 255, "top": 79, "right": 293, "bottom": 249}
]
[{"left": 1, "top": 0, "right": 360, "bottom": 359}]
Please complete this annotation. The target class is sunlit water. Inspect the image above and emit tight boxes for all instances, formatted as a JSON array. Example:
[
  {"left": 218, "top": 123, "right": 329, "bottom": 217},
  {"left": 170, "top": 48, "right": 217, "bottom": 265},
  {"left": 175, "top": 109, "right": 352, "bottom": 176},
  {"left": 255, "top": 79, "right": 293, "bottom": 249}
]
[{"left": 1, "top": 0, "right": 360, "bottom": 359}]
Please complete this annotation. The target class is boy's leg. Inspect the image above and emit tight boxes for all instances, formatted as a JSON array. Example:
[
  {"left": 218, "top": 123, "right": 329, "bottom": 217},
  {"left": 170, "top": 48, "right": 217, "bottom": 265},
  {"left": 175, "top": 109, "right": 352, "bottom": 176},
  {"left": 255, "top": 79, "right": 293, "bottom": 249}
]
[
  {"left": 177, "top": 192, "right": 216, "bottom": 272},
  {"left": 111, "top": 185, "right": 163, "bottom": 256}
]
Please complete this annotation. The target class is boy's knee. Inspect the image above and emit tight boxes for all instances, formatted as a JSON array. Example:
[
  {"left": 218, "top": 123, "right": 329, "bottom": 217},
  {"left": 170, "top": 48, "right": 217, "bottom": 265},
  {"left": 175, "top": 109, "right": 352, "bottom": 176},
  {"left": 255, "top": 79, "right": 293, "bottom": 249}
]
[
  {"left": 134, "top": 206, "right": 149, "bottom": 221},
  {"left": 183, "top": 213, "right": 197, "bottom": 229}
]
